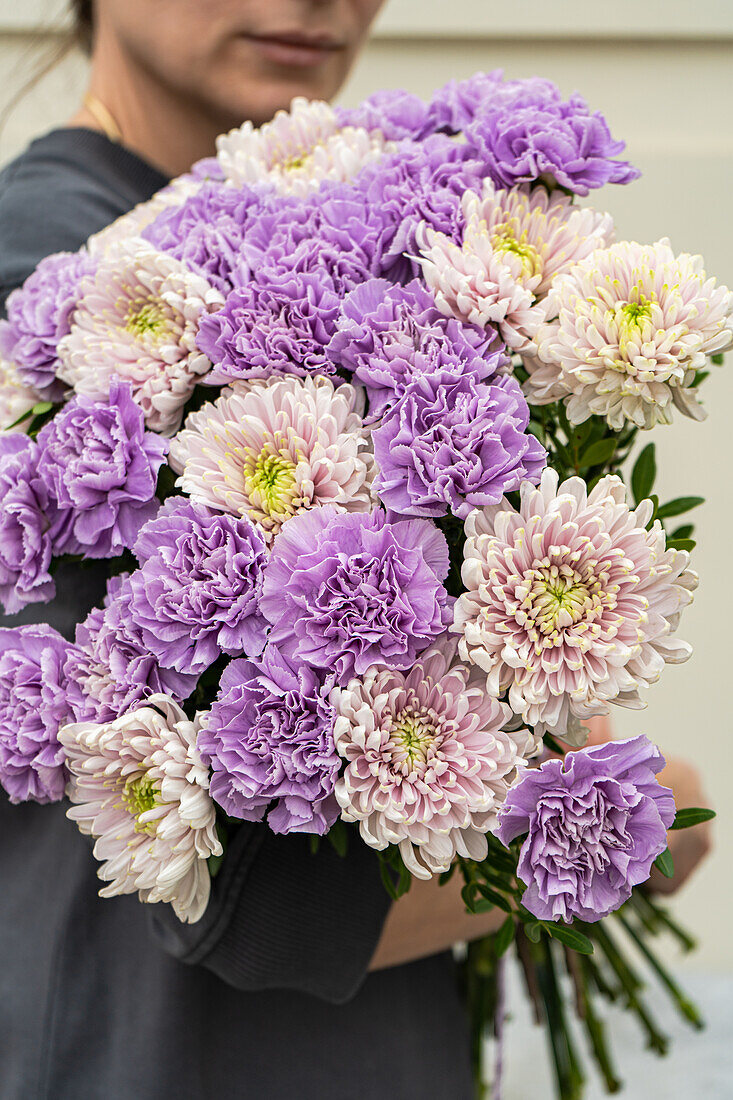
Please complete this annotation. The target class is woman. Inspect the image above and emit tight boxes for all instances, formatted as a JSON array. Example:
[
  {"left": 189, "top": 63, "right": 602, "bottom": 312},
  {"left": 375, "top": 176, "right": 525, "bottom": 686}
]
[{"left": 0, "top": 3, "right": 711, "bottom": 1098}]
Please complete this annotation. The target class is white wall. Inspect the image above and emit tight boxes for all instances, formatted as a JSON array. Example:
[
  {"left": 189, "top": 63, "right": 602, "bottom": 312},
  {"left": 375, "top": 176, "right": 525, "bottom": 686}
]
[{"left": 1, "top": 0, "right": 732, "bottom": 969}]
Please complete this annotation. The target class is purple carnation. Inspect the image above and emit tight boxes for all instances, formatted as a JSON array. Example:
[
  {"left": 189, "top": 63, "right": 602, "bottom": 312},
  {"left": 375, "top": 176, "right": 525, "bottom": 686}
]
[
  {"left": 328, "top": 278, "right": 505, "bottom": 416},
  {"left": 36, "top": 379, "right": 168, "bottom": 559},
  {"left": 373, "top": 373, "right": 546, "bottom": 518},
  {"left": 0, "top": 250, "right": 95, "bottom": 400},
  {"left": 198, "top": 645, "right": 340, "bottom": 835},
  {"left": 261, "top": 505, "right": 451, "bottom": 682},
  {"left": 0, "top": 434, "right": 55, "bottom": 614},
  {"left": 426, "top": 69, "right": 506, "bottom": 133},
  {"left": 464, "top": 84, "right": 639, "bottom": 195},
  {"left": 496, "top": 736, "right": 676, "bottom": 923},
  {"left": 65, "top": 574, "right": 197, "bottom": 723},
  {"left": 197, "top": 268, "right": 342, "bottom": 383},
  {"left": 127, "top": 498, "right": 268, "bottom": 677},
  {"left": 0, "top": 625, "right": 73, "bottom": 803},
  {"left": 353, "top": 136, "right": 486, "bottom": 281},
  {"left": 197, "top": 186, "right": 381, "bottom": 383},
  {"left": 143, "top": 181, "right": 264, "bottom": 294},
  {"left": 336, "top": 89, "right": 434, "bottom": 141}
]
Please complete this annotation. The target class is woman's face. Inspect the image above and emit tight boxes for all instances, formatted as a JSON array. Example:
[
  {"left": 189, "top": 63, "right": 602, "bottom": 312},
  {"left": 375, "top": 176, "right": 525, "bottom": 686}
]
[{"left": 97, "top": 0, "right": 385, "bottom": 127}]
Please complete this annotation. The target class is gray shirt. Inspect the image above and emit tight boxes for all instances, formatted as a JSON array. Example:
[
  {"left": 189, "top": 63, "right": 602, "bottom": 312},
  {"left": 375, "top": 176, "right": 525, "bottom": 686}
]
[{"left": 0, "top": 129, "right": 473, "bottom": 1100}]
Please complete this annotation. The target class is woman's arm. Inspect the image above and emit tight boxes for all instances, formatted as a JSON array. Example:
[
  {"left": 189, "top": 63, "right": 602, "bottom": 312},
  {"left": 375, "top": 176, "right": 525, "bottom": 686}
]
[{"left": 370, "top": 869, "right": 505, "bottom": 971}]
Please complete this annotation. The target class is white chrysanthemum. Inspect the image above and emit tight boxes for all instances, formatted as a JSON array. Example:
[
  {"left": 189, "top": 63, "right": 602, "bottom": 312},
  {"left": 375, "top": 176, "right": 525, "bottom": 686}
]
[
  {"left": 216, "top": 96, "right": 389, "bottom": 195},
  {"left": 87, "top": 175, "right": 202, "bottom": 258},
  {"left": 56, "top": 237, "right": 224, "bottom": 434},
  {"left": 169, "top": 375, "right": 376, "bottom": 540},
  {"left": 526, "top": 239, "right": 733, "bottom": 429},
  {"left": 0, "top": 357, "right": 40, "bottom": 431},
  {"left": 59, "top": 695, "right": 221, "bottom": 924},
  {"left": 417, "top": 181, "right": 614, "bottom": 352},
  {"left": 453, "top": 469, "right": 697, "bottom": 742},
  {"left": 333, "top": 636, "right": 539, "bottom": 879}
]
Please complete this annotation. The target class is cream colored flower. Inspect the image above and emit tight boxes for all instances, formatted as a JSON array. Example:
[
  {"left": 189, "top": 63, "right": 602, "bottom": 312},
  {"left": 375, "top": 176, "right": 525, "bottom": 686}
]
[
  {"left": 417, "top": 181, "right": 614, "bottom": 352},
  {"left": 333, "top": 635, "right": 539, "bottom": 879},
  {"left": 60, "top": 694, "right": 221, "bottom": 924},
  {"left": 0, "top": 357, "right": 41, "bottom": 432},
  {"left": 216, "top": 96, "right": 389, "bottom": 195},
  {"left": 454, "top": 469, "right": 697, "bottom": 742},
  {"left": 169, "top": 375, "right": 376, "bottom": 540},
  {"left": 56, "top": 237, "right": 224, "bottom": 434},
  {"left": 525, "top": 238, "right": 733, "bottom": 429}
]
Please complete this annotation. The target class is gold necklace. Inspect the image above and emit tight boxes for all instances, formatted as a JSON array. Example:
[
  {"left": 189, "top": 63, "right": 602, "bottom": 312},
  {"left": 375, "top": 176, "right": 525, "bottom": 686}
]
[{"left": 82, "top": 93, "right": 123, "bottom": 143}]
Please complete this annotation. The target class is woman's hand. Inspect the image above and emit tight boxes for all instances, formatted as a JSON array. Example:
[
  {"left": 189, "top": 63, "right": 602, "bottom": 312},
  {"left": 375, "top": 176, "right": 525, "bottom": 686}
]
[
  {"left": 585, "top": 717, "right": 712, "bottom": 895},
  {"left": 370, "top": 868, "right": 505, "bottom": 971}
]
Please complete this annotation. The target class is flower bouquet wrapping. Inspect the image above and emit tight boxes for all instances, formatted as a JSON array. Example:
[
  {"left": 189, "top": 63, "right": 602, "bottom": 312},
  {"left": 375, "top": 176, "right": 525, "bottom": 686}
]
[{"left": 0, "top": 72, "right": 727, "bottom": 1098}]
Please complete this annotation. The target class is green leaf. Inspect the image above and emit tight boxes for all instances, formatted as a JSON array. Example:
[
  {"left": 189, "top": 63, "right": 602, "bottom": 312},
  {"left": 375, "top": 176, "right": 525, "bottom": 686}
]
[
  {"left": 666, "top": 538, "right": 696, "bottom": 552},
  {"left": 524, "top": 920, "right": 542, "bottom": 942},
  {"left": 710, "top": 353, "right": 724, "bottom": 366},
  {"left": 631, "top": 443, "right": 656, "bottom": 504},
  {"left": 670, "top": 524, "right": 694, "bottom": 540},
  {"left": 379, "top": 859, "right": 400, "bottom": 900},
  {"left": 670, "top": 807, "right": 716, "bottom": 830},
  {"left": 494, "top": 916, "right": 516, "bottom": 957},
  {"left": 476, "top": 883, "right": 512, "bottom": 914},
  {"left": 207, "top": 850, "right": 225, "bottom": 878},
  {"left": 326, "top": 819, "right": 349, "bottom": 858},
  {"left": 579, "top": 437, "right": 618, "bottom": 469},
  {"left": 461, "top": 883, "right": 479, "bottom": 913},
  {"left": 654, "top": 848, "right": 675, "bottom": 878},
  {"left": 656, "top": 496, "right": 704, "bottom": 520},
  {"left": 30, "top": 401, "right": 54, "bottom": 416},
  {"left": 544, "top": 922, "right": 595, "bottom": 955}
]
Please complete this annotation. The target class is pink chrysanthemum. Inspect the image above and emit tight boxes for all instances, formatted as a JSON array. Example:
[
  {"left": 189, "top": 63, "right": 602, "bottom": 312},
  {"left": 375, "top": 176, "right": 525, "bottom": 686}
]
[
  {"left": 169, "top": 375, "right": 375, "bottom": 541},
  {"left": 56, "top": 238, "right": 224, "bottom": 435},
  {"left": 417, "top": 181, "right": 614, "bottom": 352},
  {"left": 453, "top": 469, "right": 697, "bottom": 742},
  {"left": 59, "top": 694, "right": 221, "bottom": 923},
  {"left": 332, "top": 636, "right": 539, "bottom": 879},
  {"left": 526, "top": 238, "right": 733, "bottom": 429},
  {"left": 216, "top": 96, "right": 389, "bottom": 196},
  {"left": 0, "top": 357, "right": 40, "bottom": 432}
]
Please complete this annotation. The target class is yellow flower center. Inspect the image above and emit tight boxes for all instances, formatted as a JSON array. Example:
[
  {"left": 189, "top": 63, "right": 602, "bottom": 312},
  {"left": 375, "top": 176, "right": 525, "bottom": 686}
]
[
  {"left": 242, "top": 443, "right": 299, "bottom": 524},
  {"left": 612, "top": 293, "right": 657, "bottom": 367},
  {"left": 392, "top": 707, "right": 438, "bottom": 771},
  {"left": 491, "top": 221, "right": 543, "bottom": 280},
  {"left": 126, "top": 298, "right": 168, "bottom": 340},
  {"left": 121, "top": 774, "right": 159, "bottom": 835},
  {"left": 520, "top": 558, "right": 608, "bottom": 650},
  {"left": 282, "top": 151, "right": 313, "bottom": 172}
]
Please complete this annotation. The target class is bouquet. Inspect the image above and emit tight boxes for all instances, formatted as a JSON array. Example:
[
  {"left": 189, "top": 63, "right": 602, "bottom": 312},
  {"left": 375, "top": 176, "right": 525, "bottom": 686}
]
[{"left": 0, "top": 72, "right": 727, "bottom": 1098}]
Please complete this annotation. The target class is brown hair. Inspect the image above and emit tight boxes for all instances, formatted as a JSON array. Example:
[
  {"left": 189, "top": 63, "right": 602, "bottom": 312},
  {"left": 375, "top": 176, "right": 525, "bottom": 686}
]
[{"left": 70, "top": 0, "right": 94, "bottom": 55}]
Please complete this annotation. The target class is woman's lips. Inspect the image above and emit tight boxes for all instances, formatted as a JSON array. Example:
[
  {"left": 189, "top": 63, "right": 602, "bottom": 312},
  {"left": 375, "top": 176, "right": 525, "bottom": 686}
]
[{"left": 242, "top": 32, "right": 345, "bottom": 68}]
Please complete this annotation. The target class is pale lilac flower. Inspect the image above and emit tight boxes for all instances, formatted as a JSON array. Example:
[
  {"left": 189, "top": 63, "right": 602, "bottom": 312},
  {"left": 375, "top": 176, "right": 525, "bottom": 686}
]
[
  {"left": 0, "top": 625, "right": 74, "bottom": 804},
  {"left": 454, "top": 469, "right": 697, "bottom": 741},
  {"left": 417, "top": 181, "right": 614, "bottom": 352},
  {"left": 373, "top": 372, "right": 546, "bottom": 518},
  {"left": 260, "top": 505, "right": 451, "bottom": 682},
  {"left": 0, "top": 250, "right": 94, "bottom": 400},
  {"left": 216, "top": 97, "right": 389, "bottom": 195},
  {"left": 64, "top": 575, "right": 197, "bottom": 724},
  {"left": 497, "top": 735, "right": 675, "bottom": 922},
  {"left": 327, "top": 278, "right": 505, "bottom": 417},
  {"left": 0, "top": 435, "right": 55, "bottom": 614},
  {"left": 526, "top": 239, "right": 733, "bottom": 429},
  {"left": 333, "top": 635, "right": 540, "bottom": 878},
  {"left": 56, "top": 237, "right": 225, "bottom": 435},
  {"left": 60, "top": 694, "right": 221, "bottom": 923},
  {"left": 128, "top": 498, "right": 268, "bottom": 676},
  {"left": 169, "top": 376, "right": 375, "bottom": 541},
  {"left": 198, "top": 646, "right": 340, "bottom": 835},
  {"left": 36, "top": 379, "right": 168, "bottom": 558}
]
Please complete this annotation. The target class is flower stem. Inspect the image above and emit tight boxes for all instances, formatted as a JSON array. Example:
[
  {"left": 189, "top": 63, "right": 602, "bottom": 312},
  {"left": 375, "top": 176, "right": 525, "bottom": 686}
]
[
  {"left": 534, "top": 935, "right": 585, "bottom": 1100},
  {"left": 615, "top": 912, "right": 704, "bottom": 1030},
  {"left": 586, "top": 923, "right": 669, "bottom": 1055},
  {"left": 578, "top": 955, "right": 623, "bottom": 1093}
]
